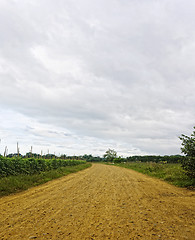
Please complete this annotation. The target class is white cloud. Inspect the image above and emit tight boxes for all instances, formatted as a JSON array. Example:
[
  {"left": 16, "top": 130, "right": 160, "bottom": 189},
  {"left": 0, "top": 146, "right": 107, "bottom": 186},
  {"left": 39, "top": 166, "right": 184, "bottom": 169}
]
[{"left": 0, "top": 0, "right": 195, "bottom": 156}]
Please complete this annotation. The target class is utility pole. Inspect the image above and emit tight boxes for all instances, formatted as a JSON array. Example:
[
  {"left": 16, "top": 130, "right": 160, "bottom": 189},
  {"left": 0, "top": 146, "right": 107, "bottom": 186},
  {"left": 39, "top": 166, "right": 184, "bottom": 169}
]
[
  {"left": 31, "top": 146, "right": 33, "bottom": 158},
  {"left": 0, "top": 139, "right": 1, "bottom": 157},
  {"left": 17, "top": 142, "right": 19, "bottom": 157},
  {"left": 4, "top": 146, "right": 8, "bottom": 157}
]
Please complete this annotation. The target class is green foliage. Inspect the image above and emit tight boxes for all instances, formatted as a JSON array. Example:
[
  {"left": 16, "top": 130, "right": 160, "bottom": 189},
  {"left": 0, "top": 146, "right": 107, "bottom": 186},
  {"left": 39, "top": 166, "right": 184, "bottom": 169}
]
[
  {"left": 103, "top": 149, "right": 117, "bottom": 162},
  {"left": 0, "top": 163, "right": 91, "bottom": 197},
  {"left": 181, "top": 157, "right": 195, "bottom": 178},
  {"left": 79, "top": 154, "right": 184, "bottom": 163},
  {"left": 179, "top": 127, "right": 195, "bottom": 156},
  {"left": 0, "top": 157, "right": 86, "bottom": 178},
  {"left": 114, "top": 162, "right": 195, "bottom": 188},
  {"left": 82, "top": 154, "right": 103, "bottom": 162},
  {"left": 126, "top": 155, "right": 183, "bottom": 163},
  {"left": 113, "top": 156, "right": 125, "bottom": 163},
  {"left": 179, "top": 127, "right": 195, "bottom": 178}
]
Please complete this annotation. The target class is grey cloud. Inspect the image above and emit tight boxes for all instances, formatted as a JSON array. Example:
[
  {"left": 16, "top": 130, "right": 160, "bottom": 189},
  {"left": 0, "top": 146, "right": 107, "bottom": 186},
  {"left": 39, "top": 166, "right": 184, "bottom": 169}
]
[{"left": 0, "top": 0, "right": 195, "bottom": 156}]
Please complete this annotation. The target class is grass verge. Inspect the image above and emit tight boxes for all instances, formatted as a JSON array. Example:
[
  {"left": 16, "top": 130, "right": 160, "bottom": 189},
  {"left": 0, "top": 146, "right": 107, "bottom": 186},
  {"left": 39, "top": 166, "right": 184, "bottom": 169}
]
[
  {"left": 113, "top": 162, "right": 195, "bottom": 188},
  {"left": 0, "top": 163, "right": 91, "bottom": 197}
]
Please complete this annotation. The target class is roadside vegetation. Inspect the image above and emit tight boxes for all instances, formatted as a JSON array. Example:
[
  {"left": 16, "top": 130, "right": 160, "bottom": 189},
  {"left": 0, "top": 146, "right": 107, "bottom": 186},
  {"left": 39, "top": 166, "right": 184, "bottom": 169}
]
[
  {"left": 0, "top": 126, "right": 194, "bottom": 195},
  {"left": 179, "top": 126, "right": 195, "bottom": 178},
  {"left": 0, "top": 157, "right": 91, "bottom": 197},
  {"left": 0, "top": 157, "right": 86, "bottom": 177},
  {"left": 112, "top": 162, "right": 194, "bottom": 188},
  {"left": 104, "top": 127, "right": 195, "bottom": 188}
]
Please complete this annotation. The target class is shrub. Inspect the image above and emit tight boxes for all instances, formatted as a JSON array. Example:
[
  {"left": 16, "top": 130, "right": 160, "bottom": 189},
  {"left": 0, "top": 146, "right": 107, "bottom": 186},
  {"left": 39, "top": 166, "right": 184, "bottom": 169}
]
[
  {"left": 179, "top": 126, "right": 195, "bottom": 178},
  {"left": 181, "top": 157, "right": 195, "bottom": 178}
]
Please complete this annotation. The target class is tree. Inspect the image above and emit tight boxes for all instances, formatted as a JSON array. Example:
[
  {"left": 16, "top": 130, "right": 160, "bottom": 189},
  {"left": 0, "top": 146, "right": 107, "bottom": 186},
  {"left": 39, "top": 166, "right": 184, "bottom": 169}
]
[
  {"left": 179, "top": 127, "right": 195, "bottom": 156},
  {"left": 179, "top": 127, "right": 195, "bottom": 178},
  {"left": 103, "top": 149, "right": 117, "bottom": 162}
]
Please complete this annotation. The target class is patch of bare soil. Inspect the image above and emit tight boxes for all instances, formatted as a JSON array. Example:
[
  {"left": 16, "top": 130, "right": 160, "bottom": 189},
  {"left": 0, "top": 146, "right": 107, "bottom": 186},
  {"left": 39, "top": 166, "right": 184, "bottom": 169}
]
[{"left": 0, "top": 164, "right": 194, "bottom": 239}]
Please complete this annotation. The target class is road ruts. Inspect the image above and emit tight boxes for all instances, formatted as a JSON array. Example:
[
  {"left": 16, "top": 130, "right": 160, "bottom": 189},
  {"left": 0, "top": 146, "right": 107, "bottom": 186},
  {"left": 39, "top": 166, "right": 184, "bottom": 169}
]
[{"left": 0, "top": 164, "right": 194, "bottom": 240}]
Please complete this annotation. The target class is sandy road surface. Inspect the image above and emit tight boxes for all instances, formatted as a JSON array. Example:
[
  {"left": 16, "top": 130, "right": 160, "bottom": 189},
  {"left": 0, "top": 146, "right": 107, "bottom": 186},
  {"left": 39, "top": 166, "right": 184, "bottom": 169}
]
[{"left": 0, "top": 164, "right": 194, "bottom": 240}]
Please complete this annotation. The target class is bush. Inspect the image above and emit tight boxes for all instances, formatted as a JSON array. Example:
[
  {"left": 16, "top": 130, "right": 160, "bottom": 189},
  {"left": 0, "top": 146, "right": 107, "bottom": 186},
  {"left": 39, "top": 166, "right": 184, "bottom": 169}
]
[
  {"left": 181, "top": 157, "right": 195, "bottom": 178},
  {"left": 179, "top": 126, "right": 195, "bottom": 178}
]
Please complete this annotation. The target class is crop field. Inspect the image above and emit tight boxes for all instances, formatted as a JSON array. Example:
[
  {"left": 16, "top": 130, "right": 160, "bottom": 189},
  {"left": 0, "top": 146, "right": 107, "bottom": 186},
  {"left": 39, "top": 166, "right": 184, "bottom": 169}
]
[
  {"left": 0, "top": 157, "right": 89, "bottom": 196},
  {"left": 0, "top": 157, "right": 85, "bottom": 177}
]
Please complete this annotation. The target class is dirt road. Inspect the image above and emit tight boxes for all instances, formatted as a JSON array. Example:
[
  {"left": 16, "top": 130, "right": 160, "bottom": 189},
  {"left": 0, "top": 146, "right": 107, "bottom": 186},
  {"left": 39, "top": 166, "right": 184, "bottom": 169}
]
[{"left": 0, "top": 164, "right": 194, "bottom": 240}]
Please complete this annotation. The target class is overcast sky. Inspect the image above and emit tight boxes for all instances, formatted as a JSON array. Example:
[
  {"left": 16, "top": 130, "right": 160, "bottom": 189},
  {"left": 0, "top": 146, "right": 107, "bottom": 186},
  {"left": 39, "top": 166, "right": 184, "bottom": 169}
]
[{"left": 0, "top": 0, "right": 195, "bottom": 157}]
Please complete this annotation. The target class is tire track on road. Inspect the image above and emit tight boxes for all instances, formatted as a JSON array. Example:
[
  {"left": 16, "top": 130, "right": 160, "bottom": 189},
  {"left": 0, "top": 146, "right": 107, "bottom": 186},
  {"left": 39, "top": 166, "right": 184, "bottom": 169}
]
[{"left": 0, "top": 164, "right": 194, "bottom": 240}]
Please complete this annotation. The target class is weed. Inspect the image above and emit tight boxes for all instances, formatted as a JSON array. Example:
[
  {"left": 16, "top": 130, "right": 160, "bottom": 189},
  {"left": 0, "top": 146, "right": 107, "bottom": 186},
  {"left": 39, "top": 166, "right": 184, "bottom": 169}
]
[{"left": 113, "top": 162, "right": 195, "bottom": 188}]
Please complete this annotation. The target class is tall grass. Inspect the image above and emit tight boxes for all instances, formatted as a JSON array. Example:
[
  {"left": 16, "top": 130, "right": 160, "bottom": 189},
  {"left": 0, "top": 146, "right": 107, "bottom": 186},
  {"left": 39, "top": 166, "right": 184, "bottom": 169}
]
[{"left": 114, "top": 162, "right": 195, "bottom": 188}]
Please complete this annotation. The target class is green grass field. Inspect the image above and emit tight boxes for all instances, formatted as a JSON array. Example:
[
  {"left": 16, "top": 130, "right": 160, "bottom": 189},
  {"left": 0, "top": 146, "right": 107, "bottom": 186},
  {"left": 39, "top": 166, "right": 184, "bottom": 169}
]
[
  {"left": 0, "top": 163, "right": 91, "bottom": 197},
  {"left": 113, "top": 162, "right": 195, "bottom": 188}
]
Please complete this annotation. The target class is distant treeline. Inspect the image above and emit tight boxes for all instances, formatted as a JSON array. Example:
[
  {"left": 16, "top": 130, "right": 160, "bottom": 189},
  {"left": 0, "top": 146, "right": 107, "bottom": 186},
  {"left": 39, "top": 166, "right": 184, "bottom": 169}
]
[
  {"left": 0, "top": 153, "right": 184, "bottom": 164},
  {"left": 125, "top": 155, "right": 184, "bottom": 163},
  {"left": 81, "top": 154, "right": 184, "bottom": 163}
]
